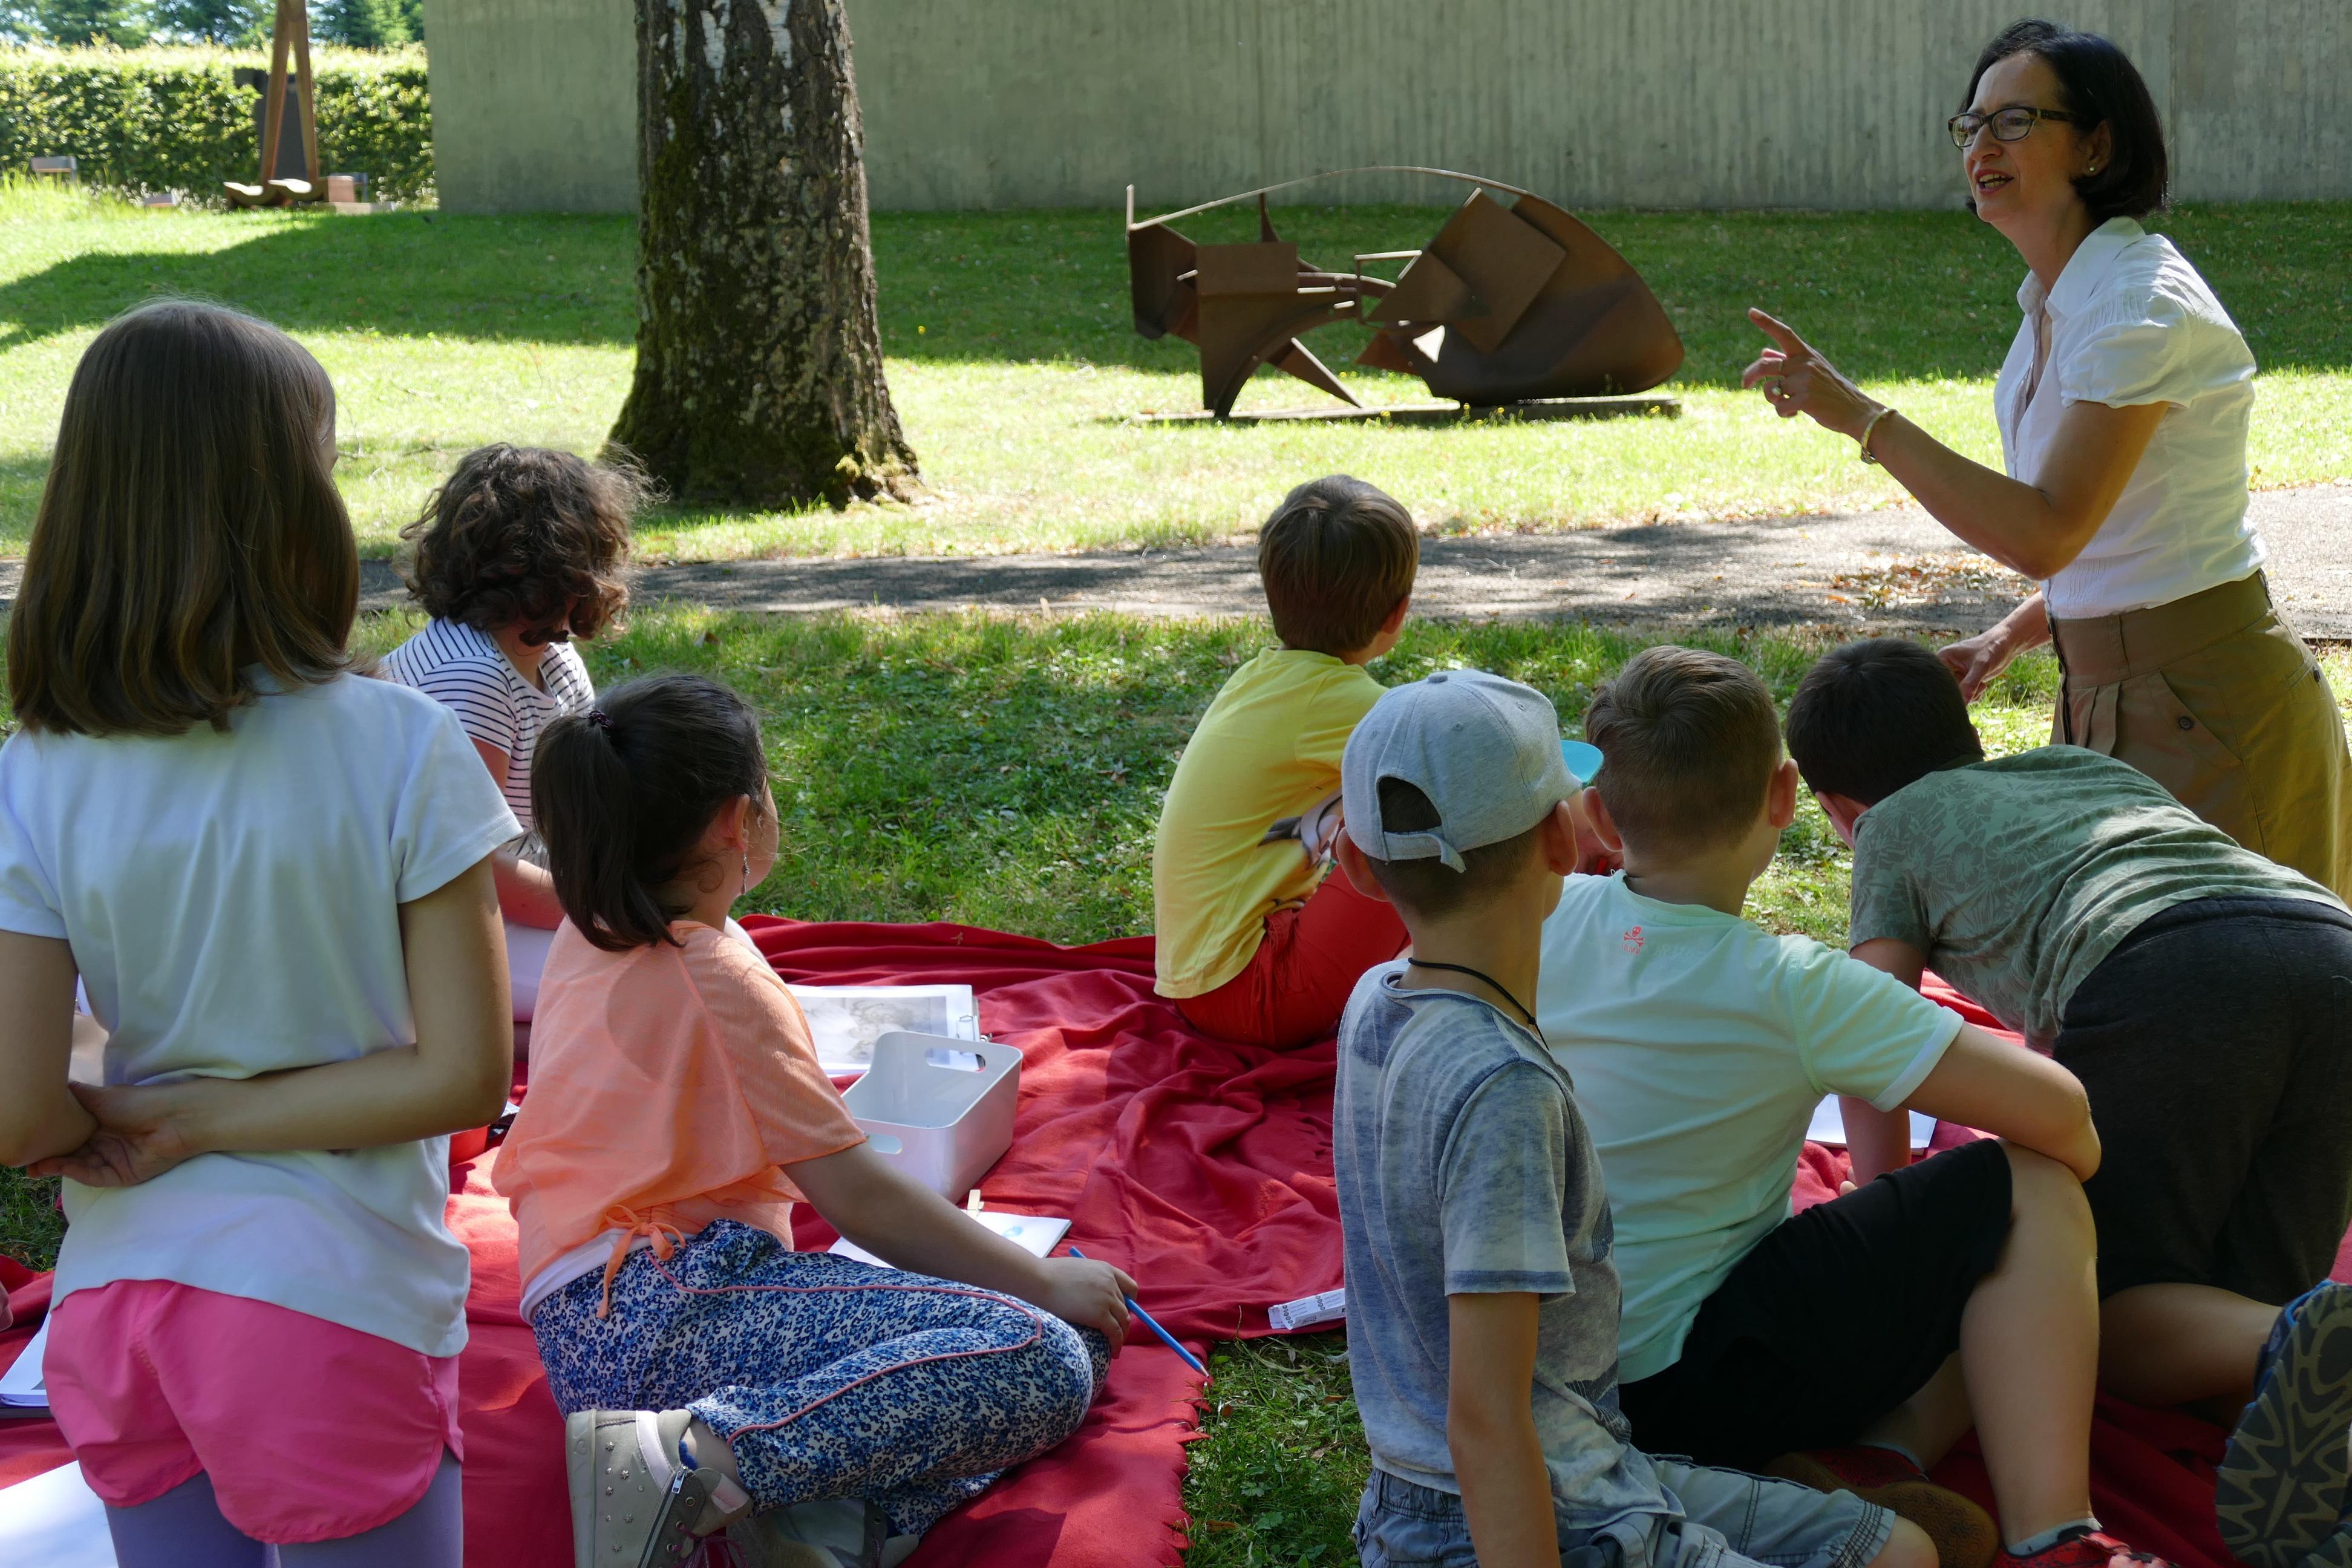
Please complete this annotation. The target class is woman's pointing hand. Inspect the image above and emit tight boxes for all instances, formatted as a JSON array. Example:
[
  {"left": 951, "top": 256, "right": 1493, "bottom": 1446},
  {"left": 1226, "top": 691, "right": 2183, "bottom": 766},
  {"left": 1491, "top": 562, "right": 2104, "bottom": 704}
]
[{"left": 1742, "top": 308, "right": 1881, "bottom": 442}]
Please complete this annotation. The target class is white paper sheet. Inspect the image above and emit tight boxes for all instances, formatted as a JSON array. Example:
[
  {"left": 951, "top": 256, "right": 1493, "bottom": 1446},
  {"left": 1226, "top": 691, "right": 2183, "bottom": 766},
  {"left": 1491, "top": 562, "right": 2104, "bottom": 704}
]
[
  {"left": 0, "top": 1317, "right": 48, "bottom": 1408},
  {"left": 829, "top": 1209, "right": 1069, "bottom": 1269},
  {"left": 788, "top": 984, "right": 981, "bottom": 1077},
  {"left": 1807, "top": 1097, "right": 1936, "bottom": 1152},
  {"left": 0, "top": 1462, "right": 117, "bottom": 1568}
]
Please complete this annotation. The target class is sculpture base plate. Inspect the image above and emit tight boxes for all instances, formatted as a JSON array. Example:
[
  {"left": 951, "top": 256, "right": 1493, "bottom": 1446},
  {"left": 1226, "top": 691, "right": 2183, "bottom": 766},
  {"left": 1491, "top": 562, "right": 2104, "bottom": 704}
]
[{"left": 1129, "top": 394, "right": 1679, "bottom": 426}]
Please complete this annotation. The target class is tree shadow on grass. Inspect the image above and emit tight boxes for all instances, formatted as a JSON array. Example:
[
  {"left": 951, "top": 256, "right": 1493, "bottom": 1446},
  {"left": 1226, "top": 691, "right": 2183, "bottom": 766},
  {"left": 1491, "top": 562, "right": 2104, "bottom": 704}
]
[
  {"left": 0, "top": 202, "right": 2340, "bottom": 382},
  {"left": 0, "top": 211, "right": 638, "bottom": 351}
]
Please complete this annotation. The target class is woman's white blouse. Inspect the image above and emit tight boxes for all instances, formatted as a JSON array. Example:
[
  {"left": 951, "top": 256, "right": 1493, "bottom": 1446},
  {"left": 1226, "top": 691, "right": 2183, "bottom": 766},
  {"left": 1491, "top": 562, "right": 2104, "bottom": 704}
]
[{"left": 1994, "top": 217, "right": 2264, "bottom": 620}]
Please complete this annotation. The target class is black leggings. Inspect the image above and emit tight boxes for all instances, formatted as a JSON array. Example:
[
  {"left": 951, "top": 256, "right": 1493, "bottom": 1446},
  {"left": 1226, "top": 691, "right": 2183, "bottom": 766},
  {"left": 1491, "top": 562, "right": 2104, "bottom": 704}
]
[{"left": 2056, "top": 895, "right": 2352, "bottom": 1304}]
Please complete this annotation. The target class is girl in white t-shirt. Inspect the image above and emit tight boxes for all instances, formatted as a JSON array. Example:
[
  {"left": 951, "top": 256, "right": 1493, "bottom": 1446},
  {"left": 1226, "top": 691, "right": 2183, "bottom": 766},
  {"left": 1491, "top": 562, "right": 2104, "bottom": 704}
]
[
  {"left": 0, "top": 302, "right": 517, "bottom": 1567},
  {"left": 382, "top": 444, "right": 641, "bottom": 1022}
]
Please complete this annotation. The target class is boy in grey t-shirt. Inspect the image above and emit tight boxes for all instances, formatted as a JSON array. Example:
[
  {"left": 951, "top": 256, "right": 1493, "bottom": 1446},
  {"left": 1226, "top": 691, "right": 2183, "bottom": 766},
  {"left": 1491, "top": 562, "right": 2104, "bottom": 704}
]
[
  {"left": 1788, "top": 638, "right": 2352, "bottom": 1568},
  {"left": 1329, "top": 670, "right": 1923, "bottom": 1568}
]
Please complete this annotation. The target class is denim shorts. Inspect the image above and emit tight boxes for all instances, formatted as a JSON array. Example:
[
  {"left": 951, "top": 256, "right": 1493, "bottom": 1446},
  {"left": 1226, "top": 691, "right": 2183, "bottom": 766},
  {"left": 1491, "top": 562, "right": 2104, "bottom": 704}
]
[{"left": 1352, "top": 1460, "right": 1892, "bottom": 1568}]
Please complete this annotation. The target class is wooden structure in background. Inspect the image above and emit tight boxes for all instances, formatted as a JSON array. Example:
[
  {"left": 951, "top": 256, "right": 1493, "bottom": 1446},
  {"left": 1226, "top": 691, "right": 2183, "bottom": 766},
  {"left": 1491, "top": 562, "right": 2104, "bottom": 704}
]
[{"left": 224, "top": 0, "right": 322, "bottom": 207}]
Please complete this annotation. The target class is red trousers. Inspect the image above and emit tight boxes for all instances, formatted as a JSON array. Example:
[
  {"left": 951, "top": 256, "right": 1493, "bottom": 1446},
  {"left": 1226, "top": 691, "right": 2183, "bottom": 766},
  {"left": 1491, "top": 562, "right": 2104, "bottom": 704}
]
[{"left": 1176, "top": 867, "right": 1410, "bottom": 1050}]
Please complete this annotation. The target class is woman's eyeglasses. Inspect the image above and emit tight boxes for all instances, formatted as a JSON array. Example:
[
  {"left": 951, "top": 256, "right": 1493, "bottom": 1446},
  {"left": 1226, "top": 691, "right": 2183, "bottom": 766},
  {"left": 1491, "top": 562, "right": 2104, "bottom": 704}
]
[{"left": 1948, "top": 106, "right": 2086, "bottom": 149}]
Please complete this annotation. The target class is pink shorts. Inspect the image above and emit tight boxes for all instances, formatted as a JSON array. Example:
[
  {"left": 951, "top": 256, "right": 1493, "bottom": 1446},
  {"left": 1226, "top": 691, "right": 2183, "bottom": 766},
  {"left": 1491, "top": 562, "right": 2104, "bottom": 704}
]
[{"left": 43, "top": 1279, "right": 463, "bottom": 1544}]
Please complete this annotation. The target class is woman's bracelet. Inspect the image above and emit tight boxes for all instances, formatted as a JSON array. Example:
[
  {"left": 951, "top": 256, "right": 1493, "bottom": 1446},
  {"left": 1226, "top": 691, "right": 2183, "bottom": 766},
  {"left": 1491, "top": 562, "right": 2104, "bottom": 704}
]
[{"left": 1857, "top": 405, "right": 1895, "bottom": 466}]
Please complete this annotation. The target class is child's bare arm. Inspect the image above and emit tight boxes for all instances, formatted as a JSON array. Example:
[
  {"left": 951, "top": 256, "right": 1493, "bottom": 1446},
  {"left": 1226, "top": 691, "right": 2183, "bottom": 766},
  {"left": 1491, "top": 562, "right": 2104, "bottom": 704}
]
[
  {"left": 1850, "top": 936, "right": 1928, "bottom": 990},
  {"left": 491, "top": 845, "right": 566, "bottom": 929},
  {"left": 1844, "top": 935, "right": 2098, "bottom": 1180},
  {"left": 0, "top": 931, "right": 93, "bottom": 1166},
  {"left": 1446, "top": 1291, "right": 1561, "bottom": 1568},
  {"left": 1840, "top": 937, "right": 1929, "bottom": 1184},
  {"left": 1838, "top": 1095, "right": 1915, "bottom": 1188},
  {"left": 30, "top": 858, "right": 514, "bottom": 1186},
  {"left": 789, "top": 1140, "right": 1135, "bottom": 1347},
  {"left": 468, "top": 737, "right": 564, "bottom": 929},
  {"left": 1901, "top": 1027, "right": 2099, "bottom": 1181}
]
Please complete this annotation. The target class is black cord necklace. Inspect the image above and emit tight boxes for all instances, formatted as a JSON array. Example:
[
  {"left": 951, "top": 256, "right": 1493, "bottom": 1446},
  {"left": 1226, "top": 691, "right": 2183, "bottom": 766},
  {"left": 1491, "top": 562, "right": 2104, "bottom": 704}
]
[{"left": 1406, "top": 959, "right": 1535, "bottom": 1027}]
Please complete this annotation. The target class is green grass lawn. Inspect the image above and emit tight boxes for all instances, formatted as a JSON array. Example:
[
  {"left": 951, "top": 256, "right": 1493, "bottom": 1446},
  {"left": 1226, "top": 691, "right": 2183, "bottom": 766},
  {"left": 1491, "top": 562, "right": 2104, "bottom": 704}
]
[
  {"left": 2, "top": 185, "right": 2347, "bottom": 559},
  {"left": 1, "top": 607, "right": 2348, "bottom": 1561},
  {"left": 4, "top": 175, "right": 2349, "bottom": 1563}
]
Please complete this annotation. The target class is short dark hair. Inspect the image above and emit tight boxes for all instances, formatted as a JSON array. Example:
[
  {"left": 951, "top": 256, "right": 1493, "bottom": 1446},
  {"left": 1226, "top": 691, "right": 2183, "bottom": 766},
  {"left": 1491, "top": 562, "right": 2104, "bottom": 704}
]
[
  {"left": 1256, "top": 475, "right": 1419, "bottom": 656},
  {"left": 401, "top": 444, "right": 642, "bottom": 640},
  {"left": 1965, "top": 20, "right": 2167, "bottom": 221},
  {"left": 1584, "top": 646, "right": 1783, "bottom": 855},
  {"left": 1786, "top": 639, "right": 1985, "bottom": 807},
  {"left": 1358, "top": 777, "right": 1546, "bottom": 920},
  {"left": 10, "top": 300, "right": 356, "bottom": 736},
  {"left": 532, "top": 673, "right": 771, "bottom": 950}
]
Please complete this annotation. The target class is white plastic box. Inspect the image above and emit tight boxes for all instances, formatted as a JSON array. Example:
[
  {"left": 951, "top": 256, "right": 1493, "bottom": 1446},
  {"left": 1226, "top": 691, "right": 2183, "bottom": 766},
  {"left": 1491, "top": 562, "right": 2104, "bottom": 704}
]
[{"left": 841, "top": 1031, "right": 1023, "bottom": 1200}]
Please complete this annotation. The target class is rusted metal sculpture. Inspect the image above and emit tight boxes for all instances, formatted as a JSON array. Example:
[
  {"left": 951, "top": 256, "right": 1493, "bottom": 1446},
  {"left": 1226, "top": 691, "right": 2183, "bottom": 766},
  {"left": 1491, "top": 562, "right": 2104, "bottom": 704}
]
[{"left": 1128, "top": 168, "right": 1684, "bottom": 419}]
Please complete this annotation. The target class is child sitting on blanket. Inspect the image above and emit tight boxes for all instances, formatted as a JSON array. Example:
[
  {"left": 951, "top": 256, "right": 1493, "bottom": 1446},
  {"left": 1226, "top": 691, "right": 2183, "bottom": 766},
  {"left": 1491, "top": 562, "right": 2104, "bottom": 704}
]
[
  {"left": 383, "top": 443, "right": 640, "bottom": 1022},
  {"left": 1537, "top": 645, "right": 2169, "bottom": 1568},
  {"left": 1152, "top": 474, "right": 1416, "bottom": 1048},
  {"left": 1785, "top": 637, "right": 2352, "bottom": 1568},
  {"left": 494, "top": 672, "right": 1134, "bottom": 1568},
  {"left": 0, "top": 301, "right": 517, "bottom": 1568},
  {"left": 1326, "top": 668, "right": 1933, "bottom": 1568}
]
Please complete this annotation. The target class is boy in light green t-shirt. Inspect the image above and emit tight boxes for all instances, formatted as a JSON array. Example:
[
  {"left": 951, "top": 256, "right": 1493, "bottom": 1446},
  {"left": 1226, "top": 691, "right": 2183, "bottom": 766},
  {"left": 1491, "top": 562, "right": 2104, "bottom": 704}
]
[
  {"left": 1788, "top": 638, "right": 2352, "bottom": 1568},
  {"left": 1150, "top": 475, "right": 1415, "bottom": 1048},
  {"left": 1540, "top": 644, "right": 2155, "bottom": 1568}
]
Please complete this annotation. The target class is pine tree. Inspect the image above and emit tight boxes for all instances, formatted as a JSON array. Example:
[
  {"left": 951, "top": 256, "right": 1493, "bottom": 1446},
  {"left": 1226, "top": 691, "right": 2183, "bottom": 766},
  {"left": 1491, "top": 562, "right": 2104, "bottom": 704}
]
[
  {"left": 33, "top": 0, "right": 148, "bottom": 45},
  {"left": 312, "top": 0, "right": 411, "bottom": 47},
  {"left": 152, "top": 0, "right": 266, "bottom": 45},
  {"left": 0, "top": 0, "right": 43, "bottom": 44}
]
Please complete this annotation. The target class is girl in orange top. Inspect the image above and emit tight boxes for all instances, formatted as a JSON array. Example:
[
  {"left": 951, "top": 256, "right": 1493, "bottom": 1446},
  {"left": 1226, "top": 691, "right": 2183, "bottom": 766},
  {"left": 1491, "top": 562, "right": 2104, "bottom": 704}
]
[{"left": 494, "top": 673, "right": 1133, "bottom": 1568}]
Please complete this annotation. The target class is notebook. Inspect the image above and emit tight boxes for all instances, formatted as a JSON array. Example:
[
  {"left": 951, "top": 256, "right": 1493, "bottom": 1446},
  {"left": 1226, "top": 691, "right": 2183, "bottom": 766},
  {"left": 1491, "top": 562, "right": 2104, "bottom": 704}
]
[
  {"left": 788, "top": 984, "right": 981, "bottom": 1077},
  {"left": 829, "top": 1209, "right": 1070, "bottom": 1269},
  {"left": 1807, "top": 1097, "right": 1936, "bottom": 1152},
  {"left": 1269, "top": 1287, "right": 1347, "bottom": 1332},
  {"left": 0, "top": 1316, "right": 49, "bottom": 1413}
]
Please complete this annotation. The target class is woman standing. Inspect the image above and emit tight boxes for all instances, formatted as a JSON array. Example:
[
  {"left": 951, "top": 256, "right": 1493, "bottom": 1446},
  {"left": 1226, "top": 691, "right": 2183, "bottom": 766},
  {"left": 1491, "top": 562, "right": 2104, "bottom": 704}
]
[{"left": 1743, "top": 19, "right": 2351, "bottom": 897}]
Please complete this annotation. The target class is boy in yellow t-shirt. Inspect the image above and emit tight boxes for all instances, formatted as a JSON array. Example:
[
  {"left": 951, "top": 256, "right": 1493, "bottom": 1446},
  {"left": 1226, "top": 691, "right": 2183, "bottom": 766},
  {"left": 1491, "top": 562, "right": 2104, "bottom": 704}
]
[{"left": 1152, "top": 475, "right": 1417, "bottom": 1048}]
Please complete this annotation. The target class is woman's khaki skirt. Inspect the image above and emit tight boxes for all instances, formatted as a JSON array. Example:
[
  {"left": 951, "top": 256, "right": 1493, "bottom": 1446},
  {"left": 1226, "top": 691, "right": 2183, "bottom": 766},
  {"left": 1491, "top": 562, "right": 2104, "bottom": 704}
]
[{"left": 2050, "top": 570, "right": 2352, "bottom": 898}]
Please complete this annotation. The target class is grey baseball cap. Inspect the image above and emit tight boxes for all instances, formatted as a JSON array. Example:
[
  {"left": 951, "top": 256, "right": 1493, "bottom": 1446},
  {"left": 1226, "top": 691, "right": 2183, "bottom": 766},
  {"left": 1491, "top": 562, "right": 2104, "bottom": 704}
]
[{"left": 1342, "top": 669, "right": 1574, "bottom": 872}]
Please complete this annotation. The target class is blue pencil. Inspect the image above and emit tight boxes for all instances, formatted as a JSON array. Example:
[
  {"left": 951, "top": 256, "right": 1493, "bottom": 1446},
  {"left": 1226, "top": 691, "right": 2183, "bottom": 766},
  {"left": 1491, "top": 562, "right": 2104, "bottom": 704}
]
[{"left": 1068, "top": 1247, "right": 1210, "bottom": 1379}]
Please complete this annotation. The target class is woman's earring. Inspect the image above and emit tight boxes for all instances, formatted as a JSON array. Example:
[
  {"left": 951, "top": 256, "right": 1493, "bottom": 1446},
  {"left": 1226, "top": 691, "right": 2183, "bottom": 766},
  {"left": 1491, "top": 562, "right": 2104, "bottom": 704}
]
[{"left": 740, "top": 850, "right": 751, "bottom": 899}]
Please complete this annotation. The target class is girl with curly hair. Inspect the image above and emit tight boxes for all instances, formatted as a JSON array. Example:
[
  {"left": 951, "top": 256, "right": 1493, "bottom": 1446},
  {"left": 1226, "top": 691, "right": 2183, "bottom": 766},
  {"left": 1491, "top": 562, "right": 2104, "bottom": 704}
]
[{"left": 384, "top": 445, "right": 643, "bottom": 1021}]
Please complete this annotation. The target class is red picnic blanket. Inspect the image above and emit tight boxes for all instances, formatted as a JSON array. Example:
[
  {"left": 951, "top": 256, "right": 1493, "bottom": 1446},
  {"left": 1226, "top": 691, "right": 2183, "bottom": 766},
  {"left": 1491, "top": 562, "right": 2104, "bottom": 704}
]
[{"left": 4, "top": 916, "right": 2348, "bottom": 1567}]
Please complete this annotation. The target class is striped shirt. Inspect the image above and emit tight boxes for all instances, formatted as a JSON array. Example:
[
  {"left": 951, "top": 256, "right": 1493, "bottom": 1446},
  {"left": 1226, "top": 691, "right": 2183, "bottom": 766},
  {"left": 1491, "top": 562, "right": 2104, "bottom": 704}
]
[{"left": 381, "top": 619, "right": 594, "bottom": 831}]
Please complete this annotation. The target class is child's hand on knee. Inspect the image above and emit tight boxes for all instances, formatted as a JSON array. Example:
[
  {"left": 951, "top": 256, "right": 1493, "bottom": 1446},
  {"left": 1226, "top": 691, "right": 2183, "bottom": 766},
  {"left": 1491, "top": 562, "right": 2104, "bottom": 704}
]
[{"left": 1031, "top": 1257, "right": 1135, "bottom": 1349}]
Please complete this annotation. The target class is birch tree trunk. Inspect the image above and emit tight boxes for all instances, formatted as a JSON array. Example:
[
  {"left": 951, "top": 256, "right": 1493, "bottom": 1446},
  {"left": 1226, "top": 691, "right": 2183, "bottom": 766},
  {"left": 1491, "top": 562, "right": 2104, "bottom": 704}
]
[{"left": 609, "top": 0, "right": 916, "bottom": 506}]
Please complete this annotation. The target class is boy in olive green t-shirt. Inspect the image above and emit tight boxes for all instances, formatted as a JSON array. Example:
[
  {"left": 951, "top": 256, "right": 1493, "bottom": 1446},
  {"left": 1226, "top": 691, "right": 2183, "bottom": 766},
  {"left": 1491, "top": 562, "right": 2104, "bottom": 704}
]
[
  {"left": 1151, "top": 475, "right": 1416, "bottom": 1049},
  {"left": 1788, "top": 638, "right": 2352, "bottom": 1568}
]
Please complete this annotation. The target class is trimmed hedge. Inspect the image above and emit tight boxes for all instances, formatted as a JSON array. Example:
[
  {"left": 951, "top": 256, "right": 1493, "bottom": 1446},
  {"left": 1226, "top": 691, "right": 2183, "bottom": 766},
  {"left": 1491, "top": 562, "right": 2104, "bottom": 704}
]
[{"left": 0, "top": 46, "right": 432, "bottom": 203}]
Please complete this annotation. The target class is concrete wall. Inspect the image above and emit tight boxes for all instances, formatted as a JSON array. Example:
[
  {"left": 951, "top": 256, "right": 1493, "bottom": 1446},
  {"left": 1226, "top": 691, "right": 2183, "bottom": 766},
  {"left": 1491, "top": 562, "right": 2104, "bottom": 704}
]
[
  {"left": 423, "top": 0, "right": 2352, "bottom": 215},
  {"left": 425, "top": 0, "right": 637, "bottom": 215}
]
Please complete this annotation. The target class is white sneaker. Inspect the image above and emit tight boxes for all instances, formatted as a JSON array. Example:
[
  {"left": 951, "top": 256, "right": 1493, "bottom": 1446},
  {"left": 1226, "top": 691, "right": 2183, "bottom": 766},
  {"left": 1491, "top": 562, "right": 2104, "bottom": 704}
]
[{"left": 566, "top": 1409, "right": 733, "bottom": 1568}]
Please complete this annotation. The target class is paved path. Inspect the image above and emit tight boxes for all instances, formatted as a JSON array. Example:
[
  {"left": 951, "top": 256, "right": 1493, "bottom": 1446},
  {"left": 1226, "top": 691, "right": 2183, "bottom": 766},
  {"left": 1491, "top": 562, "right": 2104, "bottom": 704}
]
[{"left": 12, "top": 485, "right": 2348, "bottom": 637}]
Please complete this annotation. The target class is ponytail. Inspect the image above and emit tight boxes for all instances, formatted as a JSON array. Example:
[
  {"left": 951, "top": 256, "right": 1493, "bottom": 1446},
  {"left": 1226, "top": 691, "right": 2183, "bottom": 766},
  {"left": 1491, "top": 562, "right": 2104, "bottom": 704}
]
[{"left": 532, "top": 672, "right": 769, "bottom": 950}]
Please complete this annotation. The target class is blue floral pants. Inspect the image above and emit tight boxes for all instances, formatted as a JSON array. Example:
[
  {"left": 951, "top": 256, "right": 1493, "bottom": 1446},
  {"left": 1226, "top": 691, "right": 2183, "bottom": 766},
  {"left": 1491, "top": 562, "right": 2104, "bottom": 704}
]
[{"left": 532, "top": 1220, "right": 1107, "bottom": 1536}]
